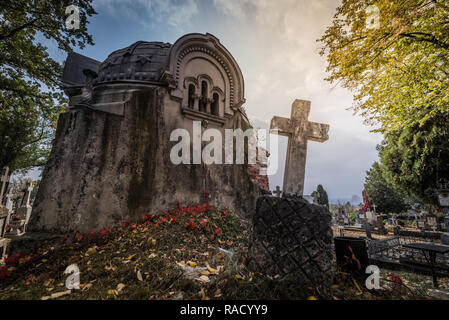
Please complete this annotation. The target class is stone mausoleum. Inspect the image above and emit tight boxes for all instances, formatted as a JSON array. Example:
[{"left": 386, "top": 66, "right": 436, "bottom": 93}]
[{"left": 29, "top": 33, "right": 265, "bottom": 233}]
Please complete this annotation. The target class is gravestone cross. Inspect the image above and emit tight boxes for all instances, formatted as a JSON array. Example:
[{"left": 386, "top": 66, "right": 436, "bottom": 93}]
[
  {"left": 270, "top": 100, "right": 329, "bottom": 196},
  {"left": 0, "top": 167, "right": 9, "bottom": 205},
  {"left": 273, "top": 186, "right": 282, "bottom": 197},
  {"left": 5, "top": 192, "right": 13, "bottom": 212},
  {"left": 19, "top": 179, "right": 33, "bottom": 208}
]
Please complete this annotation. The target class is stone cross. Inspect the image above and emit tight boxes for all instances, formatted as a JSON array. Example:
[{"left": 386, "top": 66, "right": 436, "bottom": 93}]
[
  {"left": 273, "top": 186, "right": 282, "bottom": 197},
  {"left": 0, "top": 167, "right": 9, "bottom": 205},
  {"left": 5, "top": 192, "right": 13, "bottom": 212},
  {"left": 270, "top": 100, "right": 329, "bottom": 196},
  {"left": 19, "top": 179, "right": 33, "bottom": 208}
]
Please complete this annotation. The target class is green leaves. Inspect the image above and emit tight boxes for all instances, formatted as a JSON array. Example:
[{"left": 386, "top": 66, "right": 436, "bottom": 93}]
[
  {"left": 319, "top": 0, "right": 449, "bottom": 132},
  {"left": 377, "top": 112, "right": 449, "bottom": 206},
  {"left": 0, "top": 0, "right": 96, "bottom": 171},
  {"left": 364, "top": 162, "right": 409, "bottom": 214}
]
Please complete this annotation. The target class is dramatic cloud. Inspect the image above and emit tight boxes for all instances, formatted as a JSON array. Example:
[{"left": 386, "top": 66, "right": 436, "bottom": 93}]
[
  {"left": 208, "top": 0, "right": 383, "bottom": 199},
  {"left": 94, "top": 0, "right": 199, "bottom": 29},
  {"left": 35, "top": 0, "right": 382, "bottom": 201}
]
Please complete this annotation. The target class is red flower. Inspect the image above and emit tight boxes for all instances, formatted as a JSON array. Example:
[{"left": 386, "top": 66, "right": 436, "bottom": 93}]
[
  {"left": 121, "top": 221, "right": 127, "bottom": 228},
  {"left": 75, "top": 233, "right": 83, "bottom": 241},
  {"left": 171, "top": 217, "right": 177, "bottom": 224},
  {"left": 214, "top": 227, "right": 222, "bottom": 236},
  {"left": 91, "top": 228, "right": 97, "bottom": 235},
  {"left": 390, "top": 274, "right": 403, "bottom": 285},
  {"left": 199, "top": 218, "right": 209, "bottom": 228},
  {"left": 187, "top": 218, "right": 197, "bottom": 230},
  {"left": 99, "top": 228, "right": 108, "bottom": 236}
]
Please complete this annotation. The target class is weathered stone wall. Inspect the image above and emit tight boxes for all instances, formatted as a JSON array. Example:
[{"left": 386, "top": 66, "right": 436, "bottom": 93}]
[{"left": 29, "top": 84, "right": 260, "bottom": 233}]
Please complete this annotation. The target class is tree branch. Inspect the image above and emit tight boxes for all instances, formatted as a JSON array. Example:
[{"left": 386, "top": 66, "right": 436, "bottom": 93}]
[
  {"left": 0, "top": 19, "right": 39, "bottom": 41},
  {"left": 399, "top": 32, "right": 449, "bottom": 50}
]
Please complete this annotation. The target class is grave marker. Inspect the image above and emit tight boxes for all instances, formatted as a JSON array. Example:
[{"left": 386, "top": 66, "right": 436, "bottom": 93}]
[
  {"left": 272, "top": 186, "right": 282, "bottom": 198},
  {"left": 0, "top": 167, "right": 9, "bottom": 204},
  {"left": 270, "top": 100, "right": 329, "bottom": 196},
  {"left": 10, "top": 179, "right": 33, "bottom": 236}
]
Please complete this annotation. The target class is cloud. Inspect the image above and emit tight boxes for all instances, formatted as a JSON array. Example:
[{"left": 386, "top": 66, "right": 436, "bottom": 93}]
[
  {"left": 94, "top": 0, "right": 199, "bottom": 30},
  {"left": 212, "top": 0, "right": 252, "bottom": 20},
  {"left": 83, "top": 0, "right": 382, "bottom": 200},
  {"left": 211, "top": 0, "right": 383, "bottom": 199}
]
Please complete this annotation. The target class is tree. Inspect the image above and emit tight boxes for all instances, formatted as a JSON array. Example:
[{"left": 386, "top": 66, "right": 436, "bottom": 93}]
[
  {"left": 364, "top": 162, "right": 409, "bottom": 214},
  {"left": 318, "top": 0, "right": 449, "bottom": 132},
  {"left": 378, "top": 112, "right": 449, "bottom": 206},
  {"left": 0, "top": 1, "right": 96, "bottom": 171},
  {"left": 315, "top": 184, "right": 329, "bottom": 207}
]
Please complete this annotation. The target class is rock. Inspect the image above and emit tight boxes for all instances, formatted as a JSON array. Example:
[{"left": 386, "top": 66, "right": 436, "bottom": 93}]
[{"left": 248, "top": 196, "right": 335, "bottom": 298}]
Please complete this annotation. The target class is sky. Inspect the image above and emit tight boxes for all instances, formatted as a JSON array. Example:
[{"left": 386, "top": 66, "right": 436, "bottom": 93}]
[{"left": 40, "top": 0, "right": 383, "bottom": 203}]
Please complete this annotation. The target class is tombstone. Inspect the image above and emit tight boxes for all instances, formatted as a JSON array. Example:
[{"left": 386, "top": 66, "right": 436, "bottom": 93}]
[
  {"left": 5, "top": 191, "right": 13, "bottom": 212},
  {"left": 30, "top": 34, "right": 262, "bottom": 233},
  {"left": 365, "top": 223, "right": 373, "bottom": 239},
  {"left": 426, "top": 216, "right": 438, "bottom": 231},
  {"left": 272, "top": 186, "right": 282, "bottom": 198},
  {"left": 0, "top": 229, "right": 10, "bottom": 263},
  {"left": 9, "top": 179, "right": 33, "bottom": 236},
  {"left": 365, "top": 210, "right": 377, "bottom": 223},
  {"left": 0, "top": 167, "right": 11, "bottom": 262},
  {"left": 0, "top": 167, "right": 9, "bottom": 205},
  {"left": 417, "top": 220, "right": 426, "bottom": 230},
  {"left": 0, "top": 207, "right": 7, "bottom": 238},
  {"left": 270, "top": 100, "right": 329, "bottom": 196},
  {"left": 374, "top": 216, "right": 387, "bottom": 235},
  {"left": 0, "top": 167, "right": 10, "bottom": 235},
  {"left": 4, "top": 191, "right": 13, "bottom": 229},
  {"left": 0, "top": 208, "right": 9, "bottom": 262},
  {"left": 336, "top": 213, "right": 345, "bottom": 225},
  {"left": 248, "top": 196, "right": 335, "bottom": 298}
]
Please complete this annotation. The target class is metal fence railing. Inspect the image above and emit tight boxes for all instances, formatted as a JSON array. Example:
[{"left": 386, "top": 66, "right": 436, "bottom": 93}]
[{"left": 368, "top": 236, "right": 449, "bottom": 270}]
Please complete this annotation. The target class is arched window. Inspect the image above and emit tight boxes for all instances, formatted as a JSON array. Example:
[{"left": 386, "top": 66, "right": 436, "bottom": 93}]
[
  {"left": 188, "top": 84, "right": 195, "bottom": 109},
  {"left": 211, "top": 93, "right": 219, "bottom": 116},
  {"left": 200, "top": 81, "right": 208, "bottom": 112}
]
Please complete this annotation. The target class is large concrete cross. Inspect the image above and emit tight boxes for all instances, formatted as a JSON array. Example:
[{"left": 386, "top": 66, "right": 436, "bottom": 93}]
[{"left": 270, "top": 99, "right": 329, "bottom": 196}]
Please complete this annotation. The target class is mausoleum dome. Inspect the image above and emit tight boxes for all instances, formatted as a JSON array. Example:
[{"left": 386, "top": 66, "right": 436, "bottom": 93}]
[{"left": 94, "top": 41, "right": 172, "bottom": 85}]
